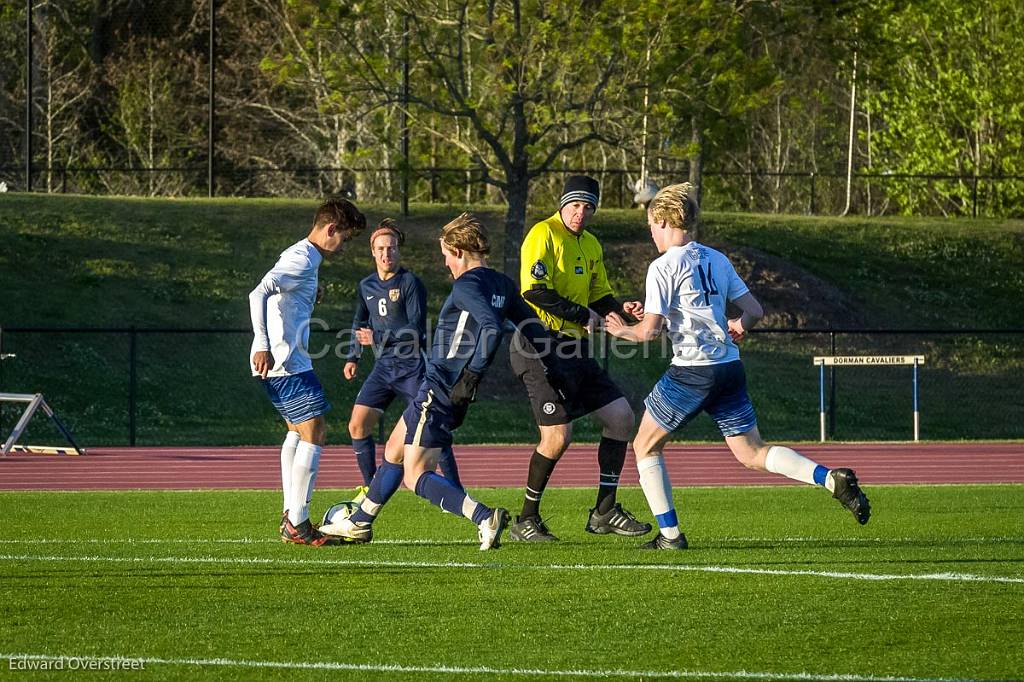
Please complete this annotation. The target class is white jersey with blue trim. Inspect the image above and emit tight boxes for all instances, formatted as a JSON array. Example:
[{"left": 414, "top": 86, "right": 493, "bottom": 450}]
[
  {"left": 248, "top": 238, "right": 322, "bottom": 377},
  {"left": 644, "top": 241, "right": 749, "bottom": 367}
]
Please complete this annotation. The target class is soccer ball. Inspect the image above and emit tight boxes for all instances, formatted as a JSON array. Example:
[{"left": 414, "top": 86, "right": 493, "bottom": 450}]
[{"left": 321, "top": 500, "right": 357, "bottom": 527}]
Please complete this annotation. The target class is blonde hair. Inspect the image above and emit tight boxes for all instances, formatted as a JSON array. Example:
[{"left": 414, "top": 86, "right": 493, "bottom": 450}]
[
  {"left": 440, "top": 212, "right": 490, "bottom": 255},
  {"left": 648, "top": 182, "right": 699, "bottom": 231}
]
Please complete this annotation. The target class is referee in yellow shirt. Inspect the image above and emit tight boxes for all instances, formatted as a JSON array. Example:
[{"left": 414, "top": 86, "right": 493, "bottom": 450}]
[{"left": 508, "top": 175, "right": 652, "bottom": 542}]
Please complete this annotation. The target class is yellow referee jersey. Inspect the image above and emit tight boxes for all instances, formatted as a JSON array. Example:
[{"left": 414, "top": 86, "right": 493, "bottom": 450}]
[{"left": 519, "top": 211, "right": 614, "bottom": 337}]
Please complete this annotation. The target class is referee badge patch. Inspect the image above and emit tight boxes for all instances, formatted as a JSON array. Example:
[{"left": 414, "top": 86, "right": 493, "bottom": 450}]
[
  {"left": 530, "top": 260, "right": 548, "bottom": 280},
  {"left": 389, "top": 288, "right": 400, "bottom": 302}
]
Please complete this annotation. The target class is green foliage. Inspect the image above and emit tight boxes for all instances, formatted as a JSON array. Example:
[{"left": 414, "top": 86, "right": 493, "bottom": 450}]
[{"left": 869, "top": 0, "right": 1024, "bottom": 216}]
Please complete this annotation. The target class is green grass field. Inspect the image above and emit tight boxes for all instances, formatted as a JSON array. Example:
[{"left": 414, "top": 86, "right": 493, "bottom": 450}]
[{"left": 1, "top": 485, "right": 1022, "bottom": 680}]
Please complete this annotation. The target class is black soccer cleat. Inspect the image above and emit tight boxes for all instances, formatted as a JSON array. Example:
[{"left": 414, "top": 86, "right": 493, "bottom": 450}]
[
  {"left": 509, "top": 515, "right": 559, "bottom": 542},
  {"left": 585, "top": 503, "right": 653, "bottom": 537},
  {"left": 640, "top": 532, "right": 688, "bottom": 550},
  {"left": 830, "top": 468, "right": 871, "bottom": 525}
]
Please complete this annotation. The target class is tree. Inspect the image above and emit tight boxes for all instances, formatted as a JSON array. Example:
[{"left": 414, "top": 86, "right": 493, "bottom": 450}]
[
  {"left": 216, "top": 0, "right": 392, "bottom": 198},
  {"left": 31, "top": 0, "right": 97, "bottom": 192},
  {"left": 869, "top": 0, "right": 1024, "bottom": 216},
  {"left": 333, "top": 0, "right": 633, "bottom": 274}
]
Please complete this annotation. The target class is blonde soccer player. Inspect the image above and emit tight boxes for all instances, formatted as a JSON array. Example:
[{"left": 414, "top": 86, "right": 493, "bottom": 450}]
[
  {"left": 324, "top": 213, "right": 567, "bottom": 549},
  {"left": 342, "top": 219, "right": 461, "bottom": 496},
  {"left": 605, "top": 183, "right": 871, "bottom": 549}
]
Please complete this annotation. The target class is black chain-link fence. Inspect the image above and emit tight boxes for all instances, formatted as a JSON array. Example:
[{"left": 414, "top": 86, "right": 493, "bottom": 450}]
[{"left": 2, "top": 327, "right": 1021, "bottom": 447}]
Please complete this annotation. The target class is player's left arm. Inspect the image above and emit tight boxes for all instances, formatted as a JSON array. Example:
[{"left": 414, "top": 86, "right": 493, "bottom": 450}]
[
  {"left": 727, "top": 293, "right": 763, "bottom": 342},
  {"left": 722, "top": 257, "right": 761, "bottom": 342}
]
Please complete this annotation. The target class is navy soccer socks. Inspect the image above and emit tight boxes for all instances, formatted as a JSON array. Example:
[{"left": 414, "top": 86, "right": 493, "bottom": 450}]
[
  {"left": 415, "top": 471, "right": 492, "bottom": 524},
  {"left": 352, "top": 436, "right": 377, "bottom": 486}
]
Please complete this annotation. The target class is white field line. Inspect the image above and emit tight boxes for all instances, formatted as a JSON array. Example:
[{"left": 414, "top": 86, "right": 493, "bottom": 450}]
[
  {"left": 0, "top": 536, "right": 1022, "bottom": 546},
  {"left": 0, "top": 552, "right": 1021, "bottom": 585},
  {"left": 0, "top": 652, "right": 991, "bottom": 681}
]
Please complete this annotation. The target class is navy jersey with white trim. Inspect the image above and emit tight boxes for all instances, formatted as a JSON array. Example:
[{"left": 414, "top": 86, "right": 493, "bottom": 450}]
[
  {"left": 424, "top": 267, "right": 542, "bottom": 404},
  {"left": 347, "top": 268, "right": 427, "bottom": 362}
]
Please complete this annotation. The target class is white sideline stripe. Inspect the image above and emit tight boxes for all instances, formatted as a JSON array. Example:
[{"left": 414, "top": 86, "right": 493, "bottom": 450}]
[
  {"left": 1, "top": 553, "right": 1021, "bottom": 585},
  {"left": 0, "top": 652, "right": 981, "bottom": 681},
  {"left": 1, "top": 535, "right": 1022, "bottom": 546},
  {"left": 0, "top": 538, "right": 475, "bottom": 546}
]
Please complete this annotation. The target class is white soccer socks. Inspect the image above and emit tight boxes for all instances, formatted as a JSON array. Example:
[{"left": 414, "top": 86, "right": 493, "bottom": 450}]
[
  {"left": 280, "top": 431, "right": 301, "bottom": 514},
  {"left": 764, "top": 445, "right": 834, "bottom": 491},
  {"left": 637, "top": 454, "right": 682, "bottom": 540},
  {"left": 287, "top": 441, "right": 322, "bottom": 525}
]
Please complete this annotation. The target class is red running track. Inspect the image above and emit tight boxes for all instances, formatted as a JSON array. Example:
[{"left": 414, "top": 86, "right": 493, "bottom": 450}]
[{"left": 0, "top": 443, "right": 1022, "bottom": 491}]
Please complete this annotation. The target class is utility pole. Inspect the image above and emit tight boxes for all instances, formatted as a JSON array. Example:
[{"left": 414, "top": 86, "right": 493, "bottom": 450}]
[
  {"left": 25, "top": 0, "right": 33, "bottom": 192},
  {"left": 400, "top": 13, "right": 410, "bottom": 216},
  {"left": 208, "top": 0, "right": 216, "bottom": 197}
]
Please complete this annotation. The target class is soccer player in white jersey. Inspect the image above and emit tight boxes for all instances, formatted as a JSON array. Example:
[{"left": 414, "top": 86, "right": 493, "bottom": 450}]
[
  {"left": 605, "top": 183, "right": 871, "bottom": 549},
  {"left": 249, "top": 197, "right": 366, "bottom": 546}
]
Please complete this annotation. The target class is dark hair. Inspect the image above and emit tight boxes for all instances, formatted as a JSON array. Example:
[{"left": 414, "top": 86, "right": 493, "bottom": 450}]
[
  {"left": 370, "top": 217, "right": 405, "bottom": 246},
  {"left": 314, "top": 197, "right": 366, "bottom": 234}
]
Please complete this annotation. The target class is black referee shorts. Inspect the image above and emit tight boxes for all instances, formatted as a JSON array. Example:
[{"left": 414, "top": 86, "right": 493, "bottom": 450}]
[{"left": 509, "top": 333, "right": 624, "bottom": 426}]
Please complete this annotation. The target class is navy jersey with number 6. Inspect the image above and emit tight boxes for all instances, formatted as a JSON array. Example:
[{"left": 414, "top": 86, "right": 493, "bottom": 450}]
[
  {"left": 347, "top": 267, "right": 427, "bottom": 363},
  {"left": 424, "top": 267, "right": 545, "bottom": 405}
]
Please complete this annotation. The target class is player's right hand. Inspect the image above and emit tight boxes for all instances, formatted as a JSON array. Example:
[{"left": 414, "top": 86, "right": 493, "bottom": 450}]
[
  {"left": 355, "top": 327, "right": 374, "bottom": 346},
  {"left": 450, "top": 369, "right": 482, "bottom": 405},
  {"left": 252, "top": 350, "right": 272, "bottom": 379},
  {"left": 343, "top": 361, "right": 358, "bottom": 380}
]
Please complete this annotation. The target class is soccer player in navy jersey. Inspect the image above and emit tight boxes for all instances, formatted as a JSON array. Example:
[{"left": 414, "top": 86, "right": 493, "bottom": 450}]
[
  {"left": 605, "top": 183, "right": 870, "bottom": 549},
  {"left": 248, "top": 197, "right": 366, "bottom": 547},
  {"left": 343, "top": 219, "right": 461, "bottom": 493},
  {"left": 322, "top": 213, "right": 565, "bottom": 550}
]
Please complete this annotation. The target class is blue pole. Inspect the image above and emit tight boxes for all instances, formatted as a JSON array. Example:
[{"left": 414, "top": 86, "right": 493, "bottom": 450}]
[
  {"left": 913, "top": 358, "right": 920, "bottom": 441},
  {"left": 819, "top": 360, "right": 826, "bottom": 442}
]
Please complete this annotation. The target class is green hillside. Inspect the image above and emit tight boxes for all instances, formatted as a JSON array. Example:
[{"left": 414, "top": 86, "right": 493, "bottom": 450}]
[{"left": 1, "top": 194, "right": 1021, "bottom": 445}]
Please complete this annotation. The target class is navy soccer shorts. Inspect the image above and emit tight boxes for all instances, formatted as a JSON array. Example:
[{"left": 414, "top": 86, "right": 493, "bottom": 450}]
[
  {"left": 260, "top": 370, "right": 331, "bottom": 425},
  {"left": 644, "top": 360, "right": 757, "bottom": 437},
  {"left": 354, "top": 356, "right": 425, "bottom": 411},
  {"left": 402, "top": 386, "right": 467, "bottom": 450}
]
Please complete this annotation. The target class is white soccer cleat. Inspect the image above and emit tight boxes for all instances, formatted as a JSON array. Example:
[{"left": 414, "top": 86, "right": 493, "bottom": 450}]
[
  {"left": 320, "top": 514, "right": 372, "bottom": 543},
  {"left": 477, "top": 508, "right": 511, "bottom": 551}
]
